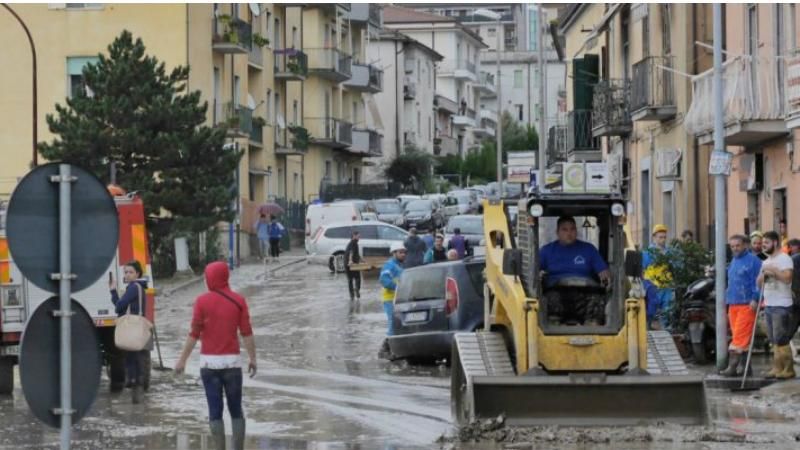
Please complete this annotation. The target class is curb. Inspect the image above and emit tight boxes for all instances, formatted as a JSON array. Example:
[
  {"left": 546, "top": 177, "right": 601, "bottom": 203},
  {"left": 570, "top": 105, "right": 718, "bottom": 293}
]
[{"left": 267, "top": 257, "right": 307, "bottom": 275}]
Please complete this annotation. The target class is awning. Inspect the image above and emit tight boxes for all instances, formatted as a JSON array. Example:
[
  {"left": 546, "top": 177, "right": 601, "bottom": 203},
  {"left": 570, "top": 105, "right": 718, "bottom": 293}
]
[{"left": 583, "top": 4, "right": 622, "bottom": 52}]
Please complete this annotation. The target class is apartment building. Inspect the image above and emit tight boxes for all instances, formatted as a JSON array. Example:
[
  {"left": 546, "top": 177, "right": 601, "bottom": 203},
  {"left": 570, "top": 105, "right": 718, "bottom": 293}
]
[
  {"left": 559, "top": 4, "right": 717, "bottom": 248},
  {"left": 689, "top": 4, "right": 800, "bottom": 239},
  {"left": 383, "top": 6, "right": 488, "bottom": 158},
  {"left": 362, "top": 30, "right": 443, "bottom": 183}
]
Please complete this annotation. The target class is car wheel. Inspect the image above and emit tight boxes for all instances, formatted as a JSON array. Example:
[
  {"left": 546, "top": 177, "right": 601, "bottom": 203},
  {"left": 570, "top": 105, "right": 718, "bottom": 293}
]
[{"left": 329, "top": 252, "right": 345, "bottom": 273}]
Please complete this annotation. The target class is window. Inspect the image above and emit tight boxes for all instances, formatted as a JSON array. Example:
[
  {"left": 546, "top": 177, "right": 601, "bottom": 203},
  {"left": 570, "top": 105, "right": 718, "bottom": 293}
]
[
  {"left": 292, "top": 100, "right": 299, "bottom": 125},
  {"left": 488, "top": 27, "right": 497, "bottom": 38},
  {"left": 378, "top": 225, "right": 407, "bottom": 241},
  {"left": 417, "top": 59, "right": 421, "bottom": 83},
  {"left": 265, "top": 12, "right": 272, "bottom": 44},
  {"left": 394, "top": 265, "right": 448, "bottom": 303},
  {"left": 325, "top": 161, "right": 332, "bottom": 178},
  {"left": 513, "top": 69, "right": 523, "bottom": 88},
  {"left": 642, "top": 11, "right": 650, "bottom": 57},
  {"left": 67, "top": 56, "right": 99, "bottom": 98},
  {"left": 234, "top": 75, "right": 241, "bottom": 106},
  {"left": 213, "top": 67, "right": 221, "bottom": 124},
  {"left": 515, "top": 104, "right": 523, "bottom": 121},
  {"left": 266, "top": 89, "right": 272, "bottom": 125},
  {"left": 274, "top": 92, "right": 281, "bottom": 127},
  {"left": 325, "top": 226, "right": 352, "bottom": 239},
  {"left": 354, "top": 225, "right": 378, "bottom": 240},
  {"left": 292, "top": 26, "right": 298, "bottom": 48},
  {"left": 274, "top": 17, "right": 280, "bottom": 50},
  {"left": 660, "top": 4, "right": 671, "bottom": 55},
  {"left": 292, "top": 173, "right": 298, "bottom": 198},
  {"left": 417, "top": 111, "right": 421, "bottom": 134},
  {"left": 232, "top": 4, "right": 239, "bottom": 18}
]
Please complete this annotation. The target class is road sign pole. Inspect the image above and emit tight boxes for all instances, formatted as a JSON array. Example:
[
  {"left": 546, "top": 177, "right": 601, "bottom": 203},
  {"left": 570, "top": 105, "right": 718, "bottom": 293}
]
[{"left": 57, "top": 164, "right": 74, "bottom": 449}]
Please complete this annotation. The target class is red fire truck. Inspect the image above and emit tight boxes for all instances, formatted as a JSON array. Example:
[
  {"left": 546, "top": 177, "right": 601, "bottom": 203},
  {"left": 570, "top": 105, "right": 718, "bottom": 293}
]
[{"left": 0, "top": 189, "right": 156, "bottom": 394}]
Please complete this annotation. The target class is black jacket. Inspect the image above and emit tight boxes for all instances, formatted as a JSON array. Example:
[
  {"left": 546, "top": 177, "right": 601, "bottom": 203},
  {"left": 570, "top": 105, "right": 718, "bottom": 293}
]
[{"left": 344, "top": 239, "right": 361, "bottom": 269}]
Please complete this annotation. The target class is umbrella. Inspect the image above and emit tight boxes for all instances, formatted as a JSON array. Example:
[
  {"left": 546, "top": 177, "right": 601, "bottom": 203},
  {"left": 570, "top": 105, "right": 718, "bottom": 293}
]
[{"left": 258, "top": 202, "right": 284, "bottom": 216}]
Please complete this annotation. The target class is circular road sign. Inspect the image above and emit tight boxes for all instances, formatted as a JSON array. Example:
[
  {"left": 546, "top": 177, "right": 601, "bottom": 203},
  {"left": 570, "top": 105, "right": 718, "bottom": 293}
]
[
  {"left": 19, "top": 297, "right": 102, "bottom": 428},
  {"left": 6, "top": 163, "right": 119, "bottom": 293}
]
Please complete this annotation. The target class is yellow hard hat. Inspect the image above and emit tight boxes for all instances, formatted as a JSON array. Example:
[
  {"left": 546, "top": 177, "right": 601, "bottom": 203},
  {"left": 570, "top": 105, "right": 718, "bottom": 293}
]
[{"left": 652, "top": 224, "right": 668, "bottom": 235}]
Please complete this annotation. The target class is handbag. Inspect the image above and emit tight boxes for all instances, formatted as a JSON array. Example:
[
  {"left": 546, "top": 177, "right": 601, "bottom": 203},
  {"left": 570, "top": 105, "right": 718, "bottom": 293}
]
[{"left": 114, "top": 283, "right": 154, "bottom": 351}]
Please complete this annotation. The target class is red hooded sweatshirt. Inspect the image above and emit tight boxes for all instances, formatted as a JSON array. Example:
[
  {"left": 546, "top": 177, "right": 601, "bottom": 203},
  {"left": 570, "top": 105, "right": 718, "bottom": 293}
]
[{"left": 190, "top": 262, "right": 253, "bottom": 356}]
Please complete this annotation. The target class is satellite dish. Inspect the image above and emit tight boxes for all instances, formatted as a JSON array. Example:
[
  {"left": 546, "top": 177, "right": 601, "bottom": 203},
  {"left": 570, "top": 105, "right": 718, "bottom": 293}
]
[
  {"left": 249, "top": 3, "right": 260, "bottom": 16},
  {"left": 247, "top": 94, "right": 256, "bottom": 110}
]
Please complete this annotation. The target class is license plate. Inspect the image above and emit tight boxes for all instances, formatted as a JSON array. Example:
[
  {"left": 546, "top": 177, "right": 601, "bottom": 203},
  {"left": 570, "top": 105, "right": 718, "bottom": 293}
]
[
  {"left": 404, "top": 311, "right": 427, "bottom": 322},
  {"left": 1, "top": 345, "right": 19, "bottom": 356}
]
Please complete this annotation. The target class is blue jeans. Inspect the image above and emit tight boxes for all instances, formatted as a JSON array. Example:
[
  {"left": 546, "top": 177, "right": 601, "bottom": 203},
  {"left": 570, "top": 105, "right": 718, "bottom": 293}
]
[
  {"left": 383, "top": 302, "right": 394, "bottom": 336},
  {"left": 201, "top": 368, "right": 244, "bottom": 421},
  {"left": 765, "top": 306, "right": 794, "bottom": 345},
  {"left": 125, "top": 350, "right": 147, "bottom": 385}
]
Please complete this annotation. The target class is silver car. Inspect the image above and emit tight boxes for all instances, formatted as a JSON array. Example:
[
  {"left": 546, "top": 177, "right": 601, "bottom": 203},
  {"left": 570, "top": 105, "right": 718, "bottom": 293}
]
[
  {"left": 444, "top": 215, "right": 485, "bottom": 256},
  {"left": 371, "top": 199, "right": 405, "bottom": 227}
]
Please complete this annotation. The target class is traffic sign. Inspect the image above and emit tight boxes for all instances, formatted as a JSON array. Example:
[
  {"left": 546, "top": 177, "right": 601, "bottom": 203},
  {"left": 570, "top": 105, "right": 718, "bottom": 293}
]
[
  {"left": 5, "top": 163, "right": 119, "bottom": 293},
  {"left": 19, "top": 297, "right": 102, "bottom": 428}
]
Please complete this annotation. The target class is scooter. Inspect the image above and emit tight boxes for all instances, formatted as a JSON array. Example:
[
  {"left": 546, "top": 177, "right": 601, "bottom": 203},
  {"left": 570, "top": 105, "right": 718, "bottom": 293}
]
[{"left": 682, "top": 276, "right": 716, "bottom": 364}]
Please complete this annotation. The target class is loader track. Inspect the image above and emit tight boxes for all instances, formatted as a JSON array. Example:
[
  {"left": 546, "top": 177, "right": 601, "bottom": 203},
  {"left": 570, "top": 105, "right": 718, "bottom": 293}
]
[
  {"left": 454, "top": 332, "right": 515, "bottom": 377},
  {"left": 647, "top": 330, "right": 690, "bottom": 375}
]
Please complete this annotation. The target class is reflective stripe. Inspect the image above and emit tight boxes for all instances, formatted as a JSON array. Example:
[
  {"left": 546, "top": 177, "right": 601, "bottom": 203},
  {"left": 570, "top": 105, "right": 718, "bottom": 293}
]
[{"left": 131, "top": 224, "right": 147, "bottom": 273}]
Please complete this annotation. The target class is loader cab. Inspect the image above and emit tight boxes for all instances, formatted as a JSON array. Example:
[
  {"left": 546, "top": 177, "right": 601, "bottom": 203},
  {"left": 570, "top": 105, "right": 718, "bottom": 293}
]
[{"left": 520, "top": 194, "right": 627, "bottom": 335}]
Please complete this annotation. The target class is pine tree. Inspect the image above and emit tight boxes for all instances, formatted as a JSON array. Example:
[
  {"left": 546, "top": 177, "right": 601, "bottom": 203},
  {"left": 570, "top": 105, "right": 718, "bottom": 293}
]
[{"left": 39, "top": 31, "right": 242, "bottom": 274}]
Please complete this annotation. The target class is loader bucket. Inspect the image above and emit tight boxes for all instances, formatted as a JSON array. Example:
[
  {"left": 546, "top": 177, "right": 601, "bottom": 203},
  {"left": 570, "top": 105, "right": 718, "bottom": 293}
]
[{"left": 469, "top": 374, "right": 707, "bottom": 426}]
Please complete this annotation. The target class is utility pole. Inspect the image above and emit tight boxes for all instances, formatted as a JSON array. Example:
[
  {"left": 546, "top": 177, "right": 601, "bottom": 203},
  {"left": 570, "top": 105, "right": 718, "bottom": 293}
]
[
  {"left": 496, "top": 15, "right": 503, "bottom": 197},
  {"left": 712, "top": 4, "right": 729, "bottom": 370},
  {"left": 537, "top": 6, "right": 546, "bottom": 187}
]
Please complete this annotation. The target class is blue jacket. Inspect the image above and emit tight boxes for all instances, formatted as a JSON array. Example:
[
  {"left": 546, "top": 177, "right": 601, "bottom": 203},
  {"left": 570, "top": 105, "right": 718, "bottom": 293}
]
[
  {"left": 110, "top": 279, "right": 148, "bottom": 317},
  {"left": 268, "top": 222, "right": 285, "bottom": 239},
  {"left": 379, "top": 257, "right": 404, "bottom": 302},
  {"left": 642, "top": 244, "right": 667, "bottom": 271},
  {"left": 726, "top": 250, "right": 762, "bottom": 305},
  {"left": 539, "top": 239, "right": 608, "bottom": 287},
  {"left": 255, "top": 220, "right": 270, "bottom": 240}
]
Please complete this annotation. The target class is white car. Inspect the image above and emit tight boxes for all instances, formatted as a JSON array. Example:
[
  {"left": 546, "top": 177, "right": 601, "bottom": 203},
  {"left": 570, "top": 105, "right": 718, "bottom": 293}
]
[
  {"left": 307, "top": 221, "right": 409, "bottom": 272},
  {"left": 447, "top": 190, "right": 479, "bottom": 215},
  {"left": 305, "top": 203, "right": 362, "bottom": 253}
]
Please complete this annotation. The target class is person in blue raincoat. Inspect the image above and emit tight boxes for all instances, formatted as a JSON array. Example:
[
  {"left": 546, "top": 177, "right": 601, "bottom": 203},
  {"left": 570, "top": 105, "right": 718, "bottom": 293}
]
[
  {"left": 378, "top": 242, "right": 406, "bottom": 357},
  {"left": 267, "top": 215, "right": 286, "bottom": 263}
]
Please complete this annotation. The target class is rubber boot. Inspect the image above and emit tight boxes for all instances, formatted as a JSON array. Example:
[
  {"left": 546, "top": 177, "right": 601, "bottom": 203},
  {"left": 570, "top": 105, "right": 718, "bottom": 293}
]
[
  {"left": 739, "top": 352, "right": 753, "bottom": 377},
  {"left": 131, "top": 385, "right": 143, "bottom": 404},
  {"left": 763, "top": 347, "right": 781, "bottom": 379},
  {"left": 775, "top": 345, "right": 796, "bottom": 379},
  {"left": 719, "top": 351, "right": 742, "bottom": 377},
  {"left": 209, "top": 420, "right": 226, "bottom": 450},
  {"left": 231, "top": 417, "right": 246, "bottom": 450}
]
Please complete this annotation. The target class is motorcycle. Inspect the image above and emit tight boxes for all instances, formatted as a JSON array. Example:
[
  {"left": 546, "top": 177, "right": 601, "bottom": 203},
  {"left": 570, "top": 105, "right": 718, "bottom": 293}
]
[{"left": 681, "top": 276, "right": 716, "bottom": 364}]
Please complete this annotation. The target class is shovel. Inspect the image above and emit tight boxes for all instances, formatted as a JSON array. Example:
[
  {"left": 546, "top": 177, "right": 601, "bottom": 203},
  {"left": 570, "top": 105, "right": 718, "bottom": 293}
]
[
  {"left": 152, "top": 323, "right": 172, "bottom": 371},
  {"left": 732, "top": 290, "right": 764, "bottom": 392}
]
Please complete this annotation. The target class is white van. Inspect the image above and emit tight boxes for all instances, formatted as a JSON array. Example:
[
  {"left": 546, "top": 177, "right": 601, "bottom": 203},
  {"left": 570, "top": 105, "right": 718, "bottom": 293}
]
[{"left": 305, "top": 203, "right": 361, "bottom": 253}]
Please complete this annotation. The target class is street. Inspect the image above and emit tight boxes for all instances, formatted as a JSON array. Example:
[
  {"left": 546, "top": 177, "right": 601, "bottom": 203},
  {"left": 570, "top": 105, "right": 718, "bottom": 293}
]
[{"left": 1, "top": 259, "right": 800, "bottom": 449}]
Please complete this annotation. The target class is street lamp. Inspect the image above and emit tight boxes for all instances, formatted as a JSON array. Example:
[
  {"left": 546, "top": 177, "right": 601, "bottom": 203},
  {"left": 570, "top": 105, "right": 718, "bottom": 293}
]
[{"left": 473, "top": 8, "right": 502, "bottom": 197}]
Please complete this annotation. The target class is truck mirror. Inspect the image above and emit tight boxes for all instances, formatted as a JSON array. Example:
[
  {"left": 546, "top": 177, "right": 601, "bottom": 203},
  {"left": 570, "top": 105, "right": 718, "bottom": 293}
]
[
  {"left": 502, "top": 249, "right": 522, "bottom": 277},
  {"left": 625, "top": 250, "right": 642, "bottom": 278}
]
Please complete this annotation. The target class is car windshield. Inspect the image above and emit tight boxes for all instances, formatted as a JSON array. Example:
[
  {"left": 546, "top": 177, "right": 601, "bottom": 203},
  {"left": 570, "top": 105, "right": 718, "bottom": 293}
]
[
  {"left": 375, "top": 202, "right": 401, "bottom": 214},
  {"left": 447, "top": 217, "right": 483, "bottom": 234},
  {"left": 452, "top": 194, "right": 471, "bottom": 204},
  {"left": 395, "top": 266, "right": 448, "bottom": 303},
  {"left": 406, "top": 200, "right": 432, "bottom": 212}
]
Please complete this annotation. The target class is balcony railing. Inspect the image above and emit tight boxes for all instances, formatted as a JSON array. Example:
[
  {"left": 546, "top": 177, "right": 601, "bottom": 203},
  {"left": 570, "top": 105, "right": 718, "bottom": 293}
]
[
  {"left": 435, "top": 95, "right": 459, "bottom": 114},
  {"left": 547, "top": 124, "right": 568, "bottom": 166},
  {"left": 249, "top": 122, "right": 263, "bottom": 144},
  {"left": 217, "top": 101, "right": 252, "bottom": 136},
  {"left": 275, "top": 126, "right": 310, "bottom": 155},
  {"left": 404, "top": 79, "right": 416, "bottom": 99},
  {"left": 344, "top": 3, "right": 382, "bottom": 28},
  {"left": 343, "top": 63, "right": 383, "bottom": 93},
  {"left": 439, "top": 59, "right": 477, "bottom": 80},
  {"left": 685, "top": 56, "right": 787, "bottom": 145},
  {"left": 631, "top": 56, "right": 676, "bottom": 121},
  {"left": 787, "top": 51, "right": 800, "bottom": 129},
  {"left": 567, "top": 110, "right": 600, "bottom": 156},
  {"left": 352, "top": 128, "right": 383, "bottom": 156},
  {"left": 248, "top": 45, "right": 263, "bottom": 67},
  {"left": 274, "top": 49, "right": 308, "bottom": 80},
  {"left": 305, "top": 117, "right": 353, "bottom": 148},
  {"left": 592, "top": 79, "right": 632, "bottom": 137},
  {"left": 305, "top": 48, "right": 352, "bottom": 83},
  {"left": 476, "top": 71, "right": 497, "bottom": 97},
  {"left": 212, "top": 17, "right": 252, "bottom": 54}
]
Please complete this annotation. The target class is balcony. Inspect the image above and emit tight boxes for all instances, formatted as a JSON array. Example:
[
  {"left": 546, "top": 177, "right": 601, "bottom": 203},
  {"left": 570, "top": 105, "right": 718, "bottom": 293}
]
[
  {"left": 351, "top": 128, "right": 383, "bottom": 157},
  {"left": 473, "top": 124, "right": 495, "bottom": 139},
  {"left": 785, "top": 51, "right": 800, "bottom": 129},
  {"left": 439, "top": 59, "right": 478, "bottom": 82},
  {"left": 631, "top": 56, "right": 676, "bottom": 121},
  {"left": 479, "top": 108, "right": 498, "bottom": 124},
  {"left": 685, "top": 56, "right": 787, "bottom": 146},
  {"left": 453, "top": 109, "right": 476, "bottom": 128},
  {"left": 305, "top": 48, "right": 352, "bottom": 83},
  {"left": 275, "top": 126, "right": 310, "bottom": 155},
  {"left": 274, "top": 49, "right": 308, "bottom": 81},
  {"left": 216, "top": 101, "right": 252, "bottom": 138},
  {"left": 344, "top": 3, "right": 382, "bottom": 28},
  {"left": 305, "top": 117, "right": 353, "bottom": 148},
  {"left": 249, "top": 122, "right": 263, "bottom": 146},
  {"left": 404, "top": 79, "right": 416, "bottom": 99},
  {"left": 343, "top": 63, "right": 383, "bottom": 93},
  {"left": 212, "top": 17, "right": 252, "bottom": 54},
  {"left": 248, "top": 46, "right": 263, "bottom": 69},
  {"left": 475, "top": 71, "right": 497, "bottom": 98},
  {"left": 547, "top": 124, "right": 568, "bottom": 166},
  {"left": 567, "top": 110, "right": 601, "bottom": 161},
  {"left": 591, "top": 79, "right": 632, "bottom": 137},
  {"left": 435, "top": 95, "right": 459, "bottom": 115}
]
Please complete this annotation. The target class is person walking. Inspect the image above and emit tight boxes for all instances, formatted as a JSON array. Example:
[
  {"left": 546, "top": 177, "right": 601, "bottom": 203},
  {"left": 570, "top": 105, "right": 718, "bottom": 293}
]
[
  {"left": 719, "top": 235, "right": 762, "bottom": 377},
  {"left": 254, "top": 214, "right": 270, "bottom": 262},
  {"left": 424, "top": 234, "right": 448, "bottom": 264},
  {"left": 403, "top": 227, "right": 427, "bottom": 269},
  {"left": 175, "top": 262, "right": 257, "bottom": 450},
  {"left": 422, "top": 228, "right": 436, "bottom": 251},
  {"left": 344, "top": 230, "right": 362, "bottom": 301},
  {"left": 267, "top": 215, "right": 286, "bottom": 263},
  {"left": 757, "top": 231, "right": 796, "bottom": 379},
  {"left": 448, "top": 227, "right": 471, "bottom": 259},
  {"left": 109, "top": 260, "right": 150, "bottom": 404},
  {"left": 379, "top": 243, "right": 406, "bottom": 356},
  {"left": 750, "top": 231, "right": 768, "bottom": 261}
]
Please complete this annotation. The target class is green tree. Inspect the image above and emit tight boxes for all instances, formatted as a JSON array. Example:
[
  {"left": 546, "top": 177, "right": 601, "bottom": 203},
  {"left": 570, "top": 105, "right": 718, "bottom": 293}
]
[
  {"left": 501, "top": 111, "right": 538, "bottom": 152},
  {"left": 39, "top": 31, "right": 242, "bottom": 276},
  {"left": 384, "top": 145, "right": 436, "bottom": 193}
]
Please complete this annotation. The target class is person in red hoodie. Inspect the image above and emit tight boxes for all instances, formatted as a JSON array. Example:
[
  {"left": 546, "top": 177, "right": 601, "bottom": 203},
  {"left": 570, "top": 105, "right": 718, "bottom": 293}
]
[{"left": 175, "top": 262, "right": 256, "bottom": 450}]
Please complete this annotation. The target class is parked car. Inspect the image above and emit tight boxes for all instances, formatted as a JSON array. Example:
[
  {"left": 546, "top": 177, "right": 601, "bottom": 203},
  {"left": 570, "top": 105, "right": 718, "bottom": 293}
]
[
  {"left": 403, "top": 199, "right": 444, "bottom": 231},
  {"left": 333, "top": 199, "right": 377, "bottom": 221},
  {"left": 444, "top": 215, "right": 484, "bottom": 256},
  {"left": 397, "top": 195, "right": 421, "bottom": 209},
  {"left": 307, "top": 221, "right": 408, "bottom": 272},
  {"left": 447, "top": 191, "right": 479, "bottom": 214},
  {"left": 305, "top": 203, "right": 362, "bottom": 253},
  {"left": 389, "top": 257, "right": 486, "bottom": 362},
  {"left": 371, "top": 199, "right": 405, "bottom": 227},
  {"left": 441, "top": 195, "right": 460, "bottom": 221},
  {"left": 466, "top": 186, "right": 488, "bottom": 200}
]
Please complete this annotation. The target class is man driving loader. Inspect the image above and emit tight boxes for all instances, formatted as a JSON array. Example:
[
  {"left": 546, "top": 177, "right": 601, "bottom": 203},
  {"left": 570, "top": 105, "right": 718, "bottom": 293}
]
[{"left": 539, "top": 216, "right": 611, "bottom": 325}]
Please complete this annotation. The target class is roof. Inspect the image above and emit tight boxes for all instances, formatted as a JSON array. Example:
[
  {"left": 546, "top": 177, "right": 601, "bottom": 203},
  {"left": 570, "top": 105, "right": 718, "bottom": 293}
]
[
  {"left": 383, "top": 5, "right": 457, "bottom": 24},
  {"left": 377, "top": 29, "right": 445, "bottom": 61}
]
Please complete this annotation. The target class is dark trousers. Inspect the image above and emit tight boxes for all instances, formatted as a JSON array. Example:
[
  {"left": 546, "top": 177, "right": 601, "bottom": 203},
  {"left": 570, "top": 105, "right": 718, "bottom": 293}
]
[
  {"left": 201, "top": 367, "right": 244, "bottom": 421},
  {"left": 125, "top": 350, "right": 147, "bottom": 385},
  {"left": 269, "top": 238, "right": 281, "bottom": 257},
  {"left": 346, "top": 270, "right": 361, "bottom": 298}
]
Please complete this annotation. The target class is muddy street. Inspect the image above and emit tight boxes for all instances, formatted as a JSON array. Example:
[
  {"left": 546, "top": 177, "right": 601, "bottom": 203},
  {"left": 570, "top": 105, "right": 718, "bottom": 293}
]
[{"left": 0, "top": 260, "right": 799, "bottom": 449}]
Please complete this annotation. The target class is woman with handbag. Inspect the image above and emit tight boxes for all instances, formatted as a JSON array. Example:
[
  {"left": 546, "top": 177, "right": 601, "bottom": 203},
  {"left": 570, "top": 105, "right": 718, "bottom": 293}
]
[{"left": 110, "top": 260, "right": 150, "bottom": 404}]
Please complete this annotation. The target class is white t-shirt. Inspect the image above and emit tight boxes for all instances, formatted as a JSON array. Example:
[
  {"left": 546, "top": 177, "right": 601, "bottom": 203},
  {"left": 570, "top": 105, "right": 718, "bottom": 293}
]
[{"left": 762, "top": 253, "right": 794, "bottom": 307}]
